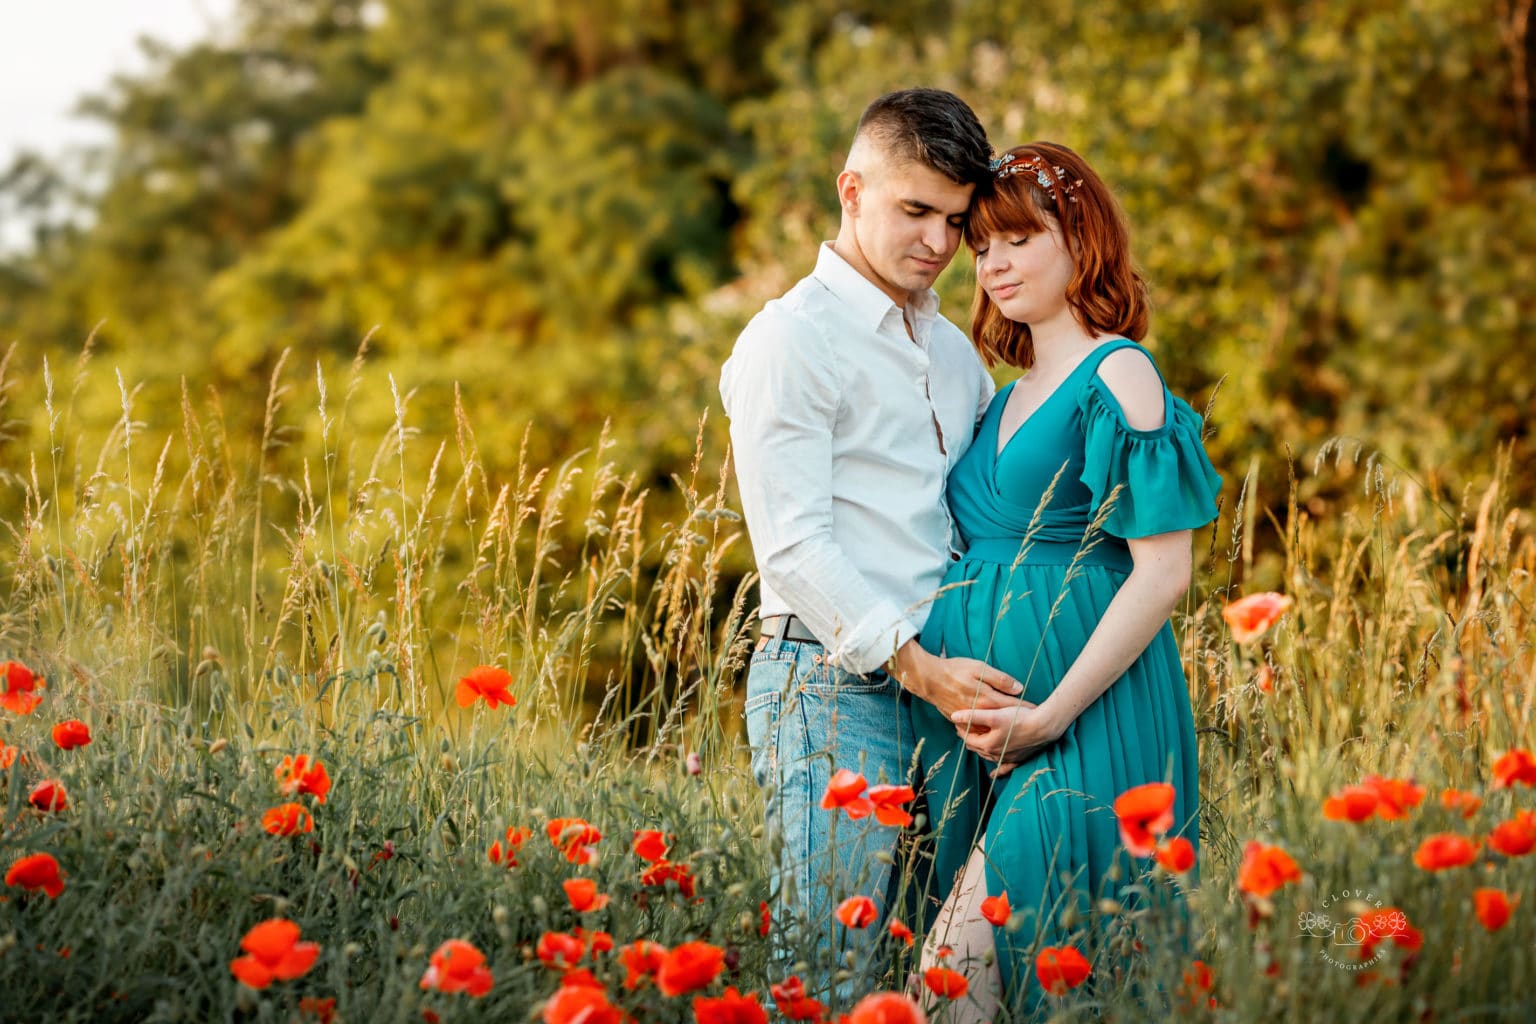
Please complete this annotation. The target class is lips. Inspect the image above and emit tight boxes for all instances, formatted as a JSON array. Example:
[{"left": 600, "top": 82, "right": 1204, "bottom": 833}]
[{"left": 990, "top": 283, "right": 1020, "bottom": 299}]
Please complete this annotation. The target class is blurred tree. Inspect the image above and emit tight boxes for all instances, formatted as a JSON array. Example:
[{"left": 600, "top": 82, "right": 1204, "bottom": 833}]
[{"left": 0, "top": 0, "right": 1529, "bottom": 537}]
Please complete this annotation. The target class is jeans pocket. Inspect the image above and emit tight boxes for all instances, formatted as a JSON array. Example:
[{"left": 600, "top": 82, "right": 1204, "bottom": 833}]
[
  {"left": 801, "top": 664, "right": 897, "bottom": 697},
  {"left": 744, "top": 689, "right": 781, "bottom": 792}
]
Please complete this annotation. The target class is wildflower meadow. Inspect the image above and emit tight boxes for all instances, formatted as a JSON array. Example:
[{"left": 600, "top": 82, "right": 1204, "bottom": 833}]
[{"left": 0, "top": 354, "right": 1533, "bottom": 1022}]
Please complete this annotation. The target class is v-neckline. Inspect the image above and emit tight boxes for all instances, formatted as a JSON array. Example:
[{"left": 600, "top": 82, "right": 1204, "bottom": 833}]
[{"left": 992, "top": 338, "right": 1129, "bottom": 460}]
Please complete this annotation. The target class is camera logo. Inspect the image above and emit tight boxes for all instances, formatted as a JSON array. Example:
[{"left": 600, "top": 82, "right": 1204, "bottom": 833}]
[{"left": 1297, "top": 889, "right": 1406, "bottom": 970}]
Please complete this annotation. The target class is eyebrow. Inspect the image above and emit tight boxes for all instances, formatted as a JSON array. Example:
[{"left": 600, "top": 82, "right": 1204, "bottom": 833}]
[{"left": 901, "top": 199, "right": 968, "bottom": 217}]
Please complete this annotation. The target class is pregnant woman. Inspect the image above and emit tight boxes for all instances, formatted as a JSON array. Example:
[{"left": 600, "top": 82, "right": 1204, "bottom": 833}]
[{"left": 908, "top": 141, "right": 1221, "bottom": 1018}]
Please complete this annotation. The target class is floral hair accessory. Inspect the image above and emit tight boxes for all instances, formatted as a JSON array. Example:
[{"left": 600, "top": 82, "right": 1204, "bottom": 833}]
[{"left": 994, "top": 152, "right": 1084, "bottom": 203}]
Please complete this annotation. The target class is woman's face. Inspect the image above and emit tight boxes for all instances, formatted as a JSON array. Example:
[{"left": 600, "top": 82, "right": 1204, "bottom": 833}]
[{"left": 973, "top": 218, "right": 1076, "bottom": 328}]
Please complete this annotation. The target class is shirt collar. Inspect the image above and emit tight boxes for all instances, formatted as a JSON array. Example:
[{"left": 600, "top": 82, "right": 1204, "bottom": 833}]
[{"left": 812, "top": 242, "right": 941, "bottom": 338}]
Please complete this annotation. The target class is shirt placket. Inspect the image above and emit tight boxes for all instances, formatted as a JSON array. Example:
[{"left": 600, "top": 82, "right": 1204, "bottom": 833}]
[{"left": 901, "top": 324, "right": 961, "bottom": 560}]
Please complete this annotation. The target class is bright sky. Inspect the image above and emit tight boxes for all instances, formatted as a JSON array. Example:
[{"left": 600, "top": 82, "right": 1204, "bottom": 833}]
[{"left": 1, "top": 0, "right": 236, "bottom": 162}]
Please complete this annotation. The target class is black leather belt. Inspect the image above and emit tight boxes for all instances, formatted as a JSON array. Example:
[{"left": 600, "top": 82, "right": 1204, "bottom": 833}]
[{"left": 759, "top": 614, "right": 820, "bottom": 645}]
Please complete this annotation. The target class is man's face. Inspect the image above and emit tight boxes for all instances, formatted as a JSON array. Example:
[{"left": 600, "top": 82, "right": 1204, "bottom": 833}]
[{"left": 849, "top": 159, "right": 975, "bottom": 304}]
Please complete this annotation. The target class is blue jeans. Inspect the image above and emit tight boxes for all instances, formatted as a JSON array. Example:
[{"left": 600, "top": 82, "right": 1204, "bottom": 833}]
[{"left": 744, "top": 637, "right": 914, "bottom": 985}]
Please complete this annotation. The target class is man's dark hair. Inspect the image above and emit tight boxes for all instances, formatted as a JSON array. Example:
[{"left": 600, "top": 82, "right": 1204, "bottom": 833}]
[{"left": 855, "top": 88, "right": 992, "bottom": 186}]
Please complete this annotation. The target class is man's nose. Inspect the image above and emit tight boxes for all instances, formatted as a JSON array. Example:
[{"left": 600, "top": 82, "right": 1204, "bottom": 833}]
[{"left": 923, "top": 220, "right": 955, "bottom": 255}]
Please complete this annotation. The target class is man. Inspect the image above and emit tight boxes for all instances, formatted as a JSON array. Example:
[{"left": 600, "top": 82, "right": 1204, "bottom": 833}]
[{"left": 720, "top": 89, "right": 1026, "bottom": 950}]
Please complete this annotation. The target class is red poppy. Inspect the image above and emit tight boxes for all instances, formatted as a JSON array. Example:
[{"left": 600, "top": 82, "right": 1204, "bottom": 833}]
[
  {"left": 1473, "top": 888, "right": 1516, "bottom": 931},
  {"left": 1236, "top": 841, "right": 1302, "bottom": 897},
  {"left": 1439, "top": 788, "right": 1482, "bottom": 819},
  {"left": 51, "top": 719, "right": 91, "bottom": 750},
  {"left": 619, "top": 939, "right": 666, "bottom": 989},
  {"left": 1412, "top": 833, "right": 1478, "bottom": 871},
  {"left": 888, "top": 918, "right": 915, "bottom": 946},
  {"left": 979, "top": 891, "right": 1011, "bottom": 926},
  {"left": 633, "top": 829, "right": 669, "bottom": 862},
  {"left": 1034, "top": 946, "right": 1090, "bottom": 995},
  {"left": 1255, "top": 664, "right": 1275, "bottom": 693},
  {"left": 563, "top": 878, "right": 610, "bottom": 913},
  {"left": 0, "top": 660, "right": 45, "bottom": 715},
  {"left": 542, "top": 984, "right": 622, "bottom": 1024},
  {"left": 547, "top": 818, "right": 603, "bottom": 865},
  {"left": 1488, "top": 810, "right": 1536, "bottom": 857},
  {"left": 488, "top": 825, "right": 532, "bottom": 866},
  {"left": 229, "top": 918, "right": 321, "bottom": 989},
  {"left": 759, "top": 901, "right": 771, "bottom": 937},
  {"left": 1359, "top": 775, "right": 1425, "bottom": 819},
  {"left": 262, "top": 803, "right": 314, "bottom": 836},
  {"left": 574, "top": 928, "right": 613, "bottom": 955},
  {"left": 821, "top": 768, "right": 873, "bottom": 819},
  {"left": 455, "top": 665, "right": 516, "bottom": 709},
  {"left": 1322, "top": 785, "right": 1378, "bottom": 823},
  {"left": 1358, "top": 908, "right": 1421, "bottom": 960},
  {"left": 275, "top": 755, "right": 331, "bottom": 804},
  {"left": 1113, "top": 782, "right": 1176, "bottom": 856},
  {"left": 537, "top": 931, "right": 586, "bottom": 970},
  {"left": 770, "top": 976, "right": 828, "bottom": 1021},
  {"left": 1179, "top": 960, "right": 1216, "bottom": 1010},
  {"left": 1221, "top": 592, "right": 1292, "bottom": 643},
  {"left": 419, "top": 939, "right": 494, "bottom": 996},
  {"left": 560, "top": 968, "right": 604, "bottom": 990},
  {"left": 641, "top": 858, "right": 697, "bottom": 899},
  {"left": 0, "top": 740, "right": 21, "bottom": 768},
  {"left": 836, "top": 895, "right": 878, "bottom": 929},
  {"left": 28, "top": 779, "right": 67, "bottom": 813},
  {"left": 1155, "top": 837, "right": 1196, "bottom": 874},
  {"left": 654, "top": 940, "right": 725, "bottom": 996},
  {"left": 298, "top": 996, "right": 337, "bottom": 1023},
  {"left": 1493, "top": 748, "right": 1536, "bottom": 788},
  {"left": 5, "top": 852, "right": 64, "bottom": 897},
  {"left": 694, "top": 986, "right": 769, "bottom": 1024},
  {"left": 867, "top": 784, "right": 917, "bottom": 827},
  {"left": 923, "top": 966, "right": 969, "bottom": 1000},
  {"left": 848, "top": 992, "right": 926, "bottom": 1024}
]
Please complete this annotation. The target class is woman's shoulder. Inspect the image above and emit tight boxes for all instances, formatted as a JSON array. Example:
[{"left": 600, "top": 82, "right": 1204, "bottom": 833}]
[{"left": 1087, "top": 341, "right": 1167, "bottom": 433}]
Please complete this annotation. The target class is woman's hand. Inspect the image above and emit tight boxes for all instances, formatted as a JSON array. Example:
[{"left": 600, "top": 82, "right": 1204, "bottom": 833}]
[{"left": 949, "top": 701, "right": 1067, "bottom": 777}]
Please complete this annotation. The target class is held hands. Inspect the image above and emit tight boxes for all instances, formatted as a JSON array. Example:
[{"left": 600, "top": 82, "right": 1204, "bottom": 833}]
[
  {"left": 949, "top": 702, "right": 1068, "bottom": 778},
  {"left": 890, "top": 640, "right": 1025, "bottom": 721}
]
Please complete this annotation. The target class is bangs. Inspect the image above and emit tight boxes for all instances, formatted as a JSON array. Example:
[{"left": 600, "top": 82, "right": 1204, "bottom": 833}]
[{"left": 964, "top": 178, "right": 1052, "bottom": 250}]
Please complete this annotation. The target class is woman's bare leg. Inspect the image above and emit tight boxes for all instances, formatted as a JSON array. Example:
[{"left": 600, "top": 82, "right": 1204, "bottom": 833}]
[{"left": 920, "top": 841, "right": 1003, "bottom": 1022}]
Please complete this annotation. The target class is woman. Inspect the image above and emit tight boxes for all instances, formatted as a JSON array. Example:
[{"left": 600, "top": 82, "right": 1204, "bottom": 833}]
[{"left": 907, "top": 142, "right": 1221, "bottom": 1017}]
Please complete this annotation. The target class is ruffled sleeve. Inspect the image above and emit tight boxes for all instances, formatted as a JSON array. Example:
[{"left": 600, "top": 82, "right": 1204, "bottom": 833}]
[{"left": 1077, "top": 376, "right": 1222, "bottom": 539}]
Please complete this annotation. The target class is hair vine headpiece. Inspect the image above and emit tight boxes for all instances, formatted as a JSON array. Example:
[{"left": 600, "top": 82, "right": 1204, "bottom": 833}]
[{"left": 990, "top": 152, "right": 1084, "bottom": 204}]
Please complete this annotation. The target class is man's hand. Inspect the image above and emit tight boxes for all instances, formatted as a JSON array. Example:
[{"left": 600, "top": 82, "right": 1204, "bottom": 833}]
[
  {"left": 890, "top": 639, "right": 1024, "bottom": 720},
  {"left": 948, "top": 702, "right": 1067, "bottom": 777}
]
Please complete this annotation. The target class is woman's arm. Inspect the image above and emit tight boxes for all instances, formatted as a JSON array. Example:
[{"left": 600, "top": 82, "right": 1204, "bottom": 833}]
[
  {"left": 948, "top": 530, "right": 1192, "bottom": 774},
  {"left": 948, "top": 345, "right": 1195, "bottom": 774}
]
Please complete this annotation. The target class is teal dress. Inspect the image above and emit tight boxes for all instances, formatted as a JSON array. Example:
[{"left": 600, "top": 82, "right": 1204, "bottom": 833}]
[{"left": 912, "top": 338, "right": 1221, "bottom": 1005}]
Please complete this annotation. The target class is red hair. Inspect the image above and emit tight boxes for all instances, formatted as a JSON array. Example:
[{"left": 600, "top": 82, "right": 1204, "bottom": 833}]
[{"left": 966, "top": 142, "right": 1149, "bottom": 368}]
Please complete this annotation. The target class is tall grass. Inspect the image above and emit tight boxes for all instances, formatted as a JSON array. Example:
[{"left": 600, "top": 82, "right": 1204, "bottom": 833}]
[{"left": 0, "top": 351, "right": 1532, "bottom": 1021}]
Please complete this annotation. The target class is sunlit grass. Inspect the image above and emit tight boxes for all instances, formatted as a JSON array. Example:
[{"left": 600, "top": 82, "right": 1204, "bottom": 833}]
[{"left": 0, "top": 351, "right": 1533, "bottom": 1021}]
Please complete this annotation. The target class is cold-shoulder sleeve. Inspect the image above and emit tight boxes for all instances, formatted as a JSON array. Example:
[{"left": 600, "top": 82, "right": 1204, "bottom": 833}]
[{"left": 1077, "top": 376, "right": 1222, "bottom": 539}]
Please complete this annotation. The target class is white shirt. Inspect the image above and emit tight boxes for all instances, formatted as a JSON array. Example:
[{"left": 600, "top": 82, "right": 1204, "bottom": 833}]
[{"left": 720, "top": 243, "right": 995, "bottom": 675}]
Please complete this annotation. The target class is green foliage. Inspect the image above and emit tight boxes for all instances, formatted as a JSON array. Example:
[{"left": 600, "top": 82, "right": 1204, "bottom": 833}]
[{"left": 0, "top": 0, "right": 1529, "bottom": 537}]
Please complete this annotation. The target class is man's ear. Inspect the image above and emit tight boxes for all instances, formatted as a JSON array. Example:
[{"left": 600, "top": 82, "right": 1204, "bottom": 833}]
[{"left": 835, "top": 169, "right": 862, "bottom": 218}]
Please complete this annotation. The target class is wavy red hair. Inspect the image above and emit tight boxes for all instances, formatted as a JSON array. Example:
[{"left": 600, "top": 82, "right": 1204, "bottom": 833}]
[{"left": 966, "top": 141, "right": 1149, "bottom": 368}]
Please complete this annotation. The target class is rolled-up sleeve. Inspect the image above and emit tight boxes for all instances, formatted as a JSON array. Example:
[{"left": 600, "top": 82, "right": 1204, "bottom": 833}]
[{"left": 721, "top": 308, "right": 917, "bottom": 674}]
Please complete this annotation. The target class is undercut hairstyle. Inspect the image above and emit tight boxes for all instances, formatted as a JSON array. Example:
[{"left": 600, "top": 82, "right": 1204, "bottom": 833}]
[
  {"left": 967, "top": 141, "right": 1151, "bottom": 369},
  {"left": 854, "top": 89, "right": 992, "bottom": 187}
]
